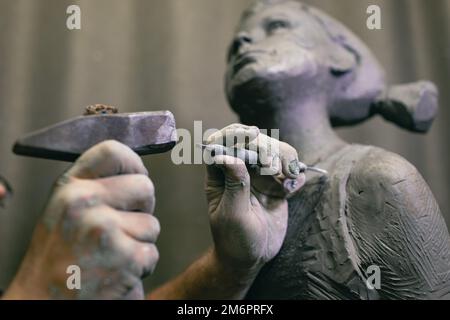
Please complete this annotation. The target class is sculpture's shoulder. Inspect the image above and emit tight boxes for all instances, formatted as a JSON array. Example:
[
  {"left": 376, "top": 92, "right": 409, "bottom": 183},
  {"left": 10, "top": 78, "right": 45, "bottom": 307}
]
[
  {"left": 347, "top": 145, "right": 419, "bottom": 192},
  {"left": 342, "top": 145, "right": 450, "bottom": 299},
  {"left": 344, "top": 145, "right": 444, "bottom": 223},
  {"left": 343, "top": 145, "right": 431, "bottom": 219},
  {"left": 329, "top": 144, "right": 426, "bottom": 220},
  {"left": 343, "top": 144, "right": 442, "bottom": 233}
]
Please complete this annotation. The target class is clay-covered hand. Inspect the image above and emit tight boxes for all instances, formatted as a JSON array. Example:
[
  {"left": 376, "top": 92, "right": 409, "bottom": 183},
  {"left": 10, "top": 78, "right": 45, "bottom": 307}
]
[
  {"left": 205, "top": 124, "right": 306, "bottom": 272},
  {"left": 3, "top": 141, "right": 159, "bottom": 300}
]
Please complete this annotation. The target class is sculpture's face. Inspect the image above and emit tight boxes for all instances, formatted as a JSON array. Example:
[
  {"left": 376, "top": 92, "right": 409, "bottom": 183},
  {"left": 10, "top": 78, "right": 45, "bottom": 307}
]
[{"left": 225, "top": 1, "right": 335, "bottom": 107}]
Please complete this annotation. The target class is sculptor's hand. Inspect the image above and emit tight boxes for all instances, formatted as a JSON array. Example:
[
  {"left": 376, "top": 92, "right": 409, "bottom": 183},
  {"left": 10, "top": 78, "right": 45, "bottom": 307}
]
[
  {"left": 205, "top": 124, "right": 305, "bottom": 270},
  {"left": 3, "top": 141, "right": 159, "bottom": 300},
  {"left": 147, "top": 126, "right": 306, "bottom": 300}
]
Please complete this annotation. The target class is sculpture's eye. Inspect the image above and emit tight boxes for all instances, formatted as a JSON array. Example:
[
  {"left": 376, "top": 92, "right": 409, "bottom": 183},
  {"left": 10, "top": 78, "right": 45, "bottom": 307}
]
[{"left": 266, "top": 19, "right": 290, "bottom": 34}]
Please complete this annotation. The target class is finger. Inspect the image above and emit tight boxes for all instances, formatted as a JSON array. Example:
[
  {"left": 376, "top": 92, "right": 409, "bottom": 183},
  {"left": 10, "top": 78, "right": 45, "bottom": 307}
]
[
  {"left": 93, "top": 270, "right": 144, "bottom": 300},
  {"left": 249, "top": 172, "right": 306, "bottom": 200},
  {"left": 212, "top": 155, "right": 250, "bottom": 188},
  {"left": 94, "top": 223, "right": 160, "bottom": 278},
  {"left": 205, "top": 162, "right": 226, "bottom": 205},
  {"left": 76, "top": 203, "right": 160, "bottom": 243},
  {"left": 118, "top": 212, "right": 160, "bottom": 243},
  {"left": 205, "top": 161, "right": 225, "bottom": 187},
  {"left": 210, "top": 155, "right": 251, "bottom": 213},
  {"left": 279, "top": 142, "right": 304, "bottom": 179},
  {"left": 96, "top": 174, "right": 155, "bottom": 213},
  {"left": 122, "top": 282, "right": 145, "bottom": 300},
  {"left": 135, "top": 242, "right": 159, "bottom": 277},
  {"left": 279, "top": 174, "right": 306, "bottom": 196},
  {"left": 65, "top": 140, "right": 148, "bottom": 180},
  {"left": 206, "top": 124, "right": 259, "bottom": 147},
  {"left": 113, "top": 231, "right": 159, "bottom": 278},
  {"left": 247, "top": 134, "right": 281, "bottom": 175}
]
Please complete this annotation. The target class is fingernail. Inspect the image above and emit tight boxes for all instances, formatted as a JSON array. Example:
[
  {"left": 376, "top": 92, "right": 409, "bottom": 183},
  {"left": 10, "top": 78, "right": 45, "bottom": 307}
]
[
  {"left": 289, "top": 160, "right": 301, "bottom": 176},
  {"left": 283, "top": 179, "right": 299, "bottom": 193}
]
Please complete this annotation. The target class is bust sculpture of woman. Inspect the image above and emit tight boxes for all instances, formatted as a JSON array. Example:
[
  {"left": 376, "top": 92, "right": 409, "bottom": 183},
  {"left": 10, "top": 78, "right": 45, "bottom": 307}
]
[{"left": 224, "top": 0, "right": 450, "bottom": 299}]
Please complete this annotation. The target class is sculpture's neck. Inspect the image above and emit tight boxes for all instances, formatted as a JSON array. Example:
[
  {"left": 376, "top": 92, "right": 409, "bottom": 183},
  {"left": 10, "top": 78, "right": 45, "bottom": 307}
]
[{"left": 241, "top": 98, "right": 346, "bottom": 165}]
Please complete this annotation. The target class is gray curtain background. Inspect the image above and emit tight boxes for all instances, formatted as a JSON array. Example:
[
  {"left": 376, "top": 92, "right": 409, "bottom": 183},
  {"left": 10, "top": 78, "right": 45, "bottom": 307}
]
[{"left": 0, "top": 0, "right": 449, "bottom": 292}]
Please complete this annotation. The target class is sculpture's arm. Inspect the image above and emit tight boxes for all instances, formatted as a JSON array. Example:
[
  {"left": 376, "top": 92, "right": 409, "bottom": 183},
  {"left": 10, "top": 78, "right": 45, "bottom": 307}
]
[{"left": 347, "top": 148, "right": 450, "bottom": 300}]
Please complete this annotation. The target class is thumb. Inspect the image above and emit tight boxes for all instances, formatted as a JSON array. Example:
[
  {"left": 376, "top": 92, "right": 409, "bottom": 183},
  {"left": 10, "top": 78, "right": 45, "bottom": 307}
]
[{"left": 206, "top": 155, "right": 251, "bottom": 212}]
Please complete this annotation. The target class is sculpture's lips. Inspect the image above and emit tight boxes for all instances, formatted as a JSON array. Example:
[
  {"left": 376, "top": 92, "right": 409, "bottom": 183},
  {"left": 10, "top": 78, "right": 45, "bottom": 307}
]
[{"left": 233, "top": 50, "right": 266, "bottom": 74}]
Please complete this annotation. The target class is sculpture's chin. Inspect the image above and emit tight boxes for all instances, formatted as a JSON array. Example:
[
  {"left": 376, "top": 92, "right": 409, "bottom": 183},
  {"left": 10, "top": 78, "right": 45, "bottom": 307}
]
[
  {"left": 228, "top": 58, "right": 317, "bottom": 97},
  {"left": 227, "top": 69, "right": 306, "bottom": 107},
  {"left": 228, "top": 63, "right": 264, "bottom": 89}
]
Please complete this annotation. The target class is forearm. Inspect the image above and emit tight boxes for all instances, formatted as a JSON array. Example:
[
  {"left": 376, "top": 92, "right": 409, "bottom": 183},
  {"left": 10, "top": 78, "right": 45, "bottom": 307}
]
[
  {"left": 1, "top": 251, "right": 52, "bottom": 300},
  {"left": 2, "top": 276, "right": 49, "bottom": 300},
  {"left": 148, "top": 247, "right": 261, "bottom": 300}
]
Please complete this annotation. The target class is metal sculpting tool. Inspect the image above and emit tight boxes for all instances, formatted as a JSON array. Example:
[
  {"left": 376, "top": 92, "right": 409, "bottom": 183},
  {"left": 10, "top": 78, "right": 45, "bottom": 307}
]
[{"left": 197, "top": 144, "right": 328, "bottom": 175}]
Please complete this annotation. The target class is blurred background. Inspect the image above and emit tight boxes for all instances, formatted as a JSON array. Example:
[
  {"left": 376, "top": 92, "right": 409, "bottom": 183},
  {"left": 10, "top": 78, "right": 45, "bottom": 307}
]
[{"left": 0, "top": 0, "right": 449, "bottom": 292}]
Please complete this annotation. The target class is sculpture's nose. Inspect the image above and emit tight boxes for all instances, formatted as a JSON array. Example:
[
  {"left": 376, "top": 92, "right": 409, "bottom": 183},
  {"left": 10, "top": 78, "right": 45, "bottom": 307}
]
[
  {"left": 236, "top": 32, "right": 253, "bottom": 46},
  {"left": 227, "top": 32, "right": 253, "bottom": 61}
]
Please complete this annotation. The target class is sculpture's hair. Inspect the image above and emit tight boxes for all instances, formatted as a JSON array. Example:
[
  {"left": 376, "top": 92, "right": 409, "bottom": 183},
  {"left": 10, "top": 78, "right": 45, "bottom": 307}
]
[{"left": 239, "top": 0, "right": 438, "bottom": 133}]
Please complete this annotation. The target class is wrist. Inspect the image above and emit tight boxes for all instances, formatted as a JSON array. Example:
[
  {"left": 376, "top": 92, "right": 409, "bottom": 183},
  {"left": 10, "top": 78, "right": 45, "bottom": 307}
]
[
  {"left": 2, "top": 277, "right": 49, "bottom": 300},
  {"left": 2, "top": 254, "right": 51, "bottom": 300},
  {"left": 210, "top": 247, "right": 263, "bottom": 287}
]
